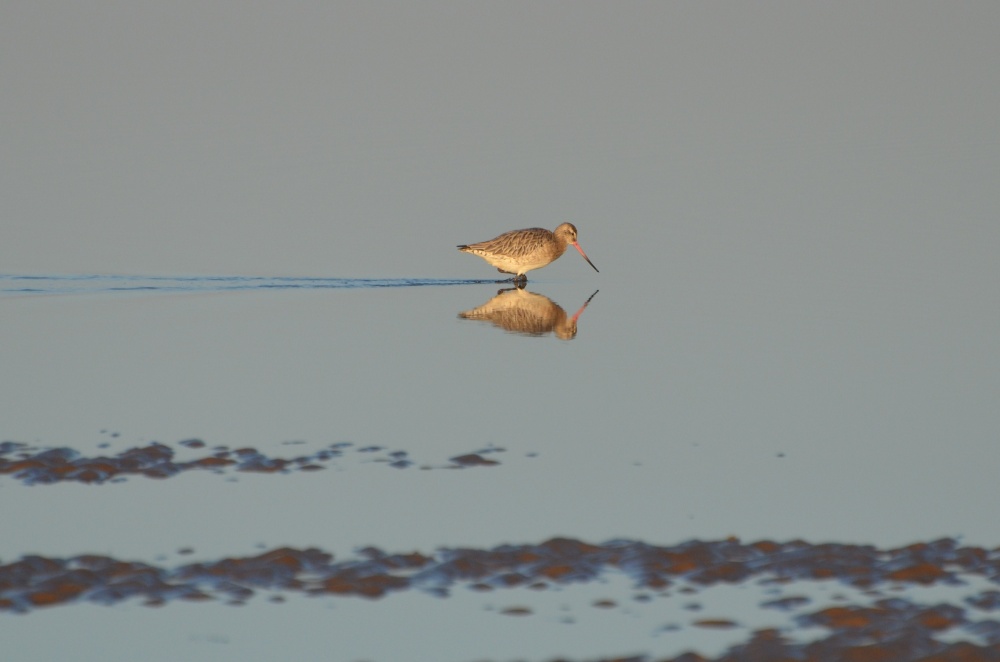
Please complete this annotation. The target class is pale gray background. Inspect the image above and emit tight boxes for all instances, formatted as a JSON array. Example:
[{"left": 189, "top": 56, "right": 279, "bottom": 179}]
[
  {"left": 2, "top": 3, "right": 999, "bottom": 661},
  {"left": 6, "top": 2, "right": 996, "bottom": 279}
]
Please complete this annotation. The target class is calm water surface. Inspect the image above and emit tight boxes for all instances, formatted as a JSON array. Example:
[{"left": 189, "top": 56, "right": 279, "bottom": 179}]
[
  {"left": 3, "top": 2, "right": 999, "bottom": 660},
  {"left": 3, "top": 264, "right": 998, "bottom": 659}
]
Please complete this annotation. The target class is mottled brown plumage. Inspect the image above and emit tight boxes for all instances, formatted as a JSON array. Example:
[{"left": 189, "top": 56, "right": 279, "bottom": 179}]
[{"left": 457, "top": 223, "right": 599, "bottom": 282}]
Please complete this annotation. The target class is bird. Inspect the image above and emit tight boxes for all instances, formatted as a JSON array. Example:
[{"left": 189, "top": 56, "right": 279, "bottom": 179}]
[{"left": 457, "top": 222, "right": 599, "bottom": 283}]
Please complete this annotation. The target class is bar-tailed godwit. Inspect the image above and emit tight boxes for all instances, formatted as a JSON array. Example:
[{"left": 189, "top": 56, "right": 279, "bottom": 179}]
[{"left": 457, "top": 222, "right": 599, "bottom": 282}]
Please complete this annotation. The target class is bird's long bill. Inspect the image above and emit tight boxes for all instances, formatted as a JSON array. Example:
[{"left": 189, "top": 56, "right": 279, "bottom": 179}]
[{"left": 572, "top": 242, "right": 600, "bottom": 273}]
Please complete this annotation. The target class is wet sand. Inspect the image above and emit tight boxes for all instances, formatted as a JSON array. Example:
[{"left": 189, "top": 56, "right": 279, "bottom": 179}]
[
  {"left": 4, "top": 535, "right": 1000, "bottom": 659},
  {"left": 4, "top": 440, "right": 1000, "bottom": 660},
  {"left": 0, "top": 440, "right": 505, "bottom": 484}
]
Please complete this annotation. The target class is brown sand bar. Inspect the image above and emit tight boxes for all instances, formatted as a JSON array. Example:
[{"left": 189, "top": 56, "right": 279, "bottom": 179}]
[
  {"left": 4, "top": 537, "right": 1000, "bottom": 658},
  {"left": 0, "top": 440, "right": 506, "bottom": 484}
]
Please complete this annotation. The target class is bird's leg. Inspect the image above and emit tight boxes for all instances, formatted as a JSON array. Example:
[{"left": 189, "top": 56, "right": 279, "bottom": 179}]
[{"left": 495, "top": 268, "right": 517, "bottom": 283}]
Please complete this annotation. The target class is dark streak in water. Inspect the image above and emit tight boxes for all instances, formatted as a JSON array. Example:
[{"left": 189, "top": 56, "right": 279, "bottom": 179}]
[{"left": 0, "top": 274, "right": 497, "bottom": 298}]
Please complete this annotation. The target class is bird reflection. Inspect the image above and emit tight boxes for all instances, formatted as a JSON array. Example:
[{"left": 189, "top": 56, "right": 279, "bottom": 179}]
[{"left": 458, "top": 288, "right": 598, "bottom": 340}]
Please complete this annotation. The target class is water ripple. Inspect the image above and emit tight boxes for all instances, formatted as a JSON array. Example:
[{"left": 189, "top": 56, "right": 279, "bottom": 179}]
[{"left": 0, "top": 274, "right": 494, "bottom": 297}]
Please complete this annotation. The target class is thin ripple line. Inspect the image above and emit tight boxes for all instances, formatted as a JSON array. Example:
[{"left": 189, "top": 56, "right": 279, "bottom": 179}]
[{"left": 0, "top": 274, "right": 496, "bottom": 297}]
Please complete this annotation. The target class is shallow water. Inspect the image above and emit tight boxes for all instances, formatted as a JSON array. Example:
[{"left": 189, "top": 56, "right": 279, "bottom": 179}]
[
  {"left": 4, "top": 269, "right": 1000, "bottom": 660},
  {"left": 4, "top": 2, "right": 1000, "bottom": 660}
]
